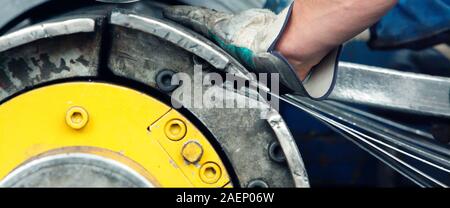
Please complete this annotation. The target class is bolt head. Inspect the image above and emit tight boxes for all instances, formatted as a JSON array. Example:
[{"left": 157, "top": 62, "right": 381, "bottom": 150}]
[
  {"left": 165, "top": 119, "right": 187, "bottom": 141},
  {"left": 199, "top": 162, "right": 222, "bottom": 184},
  {"left": 182, "top": 141, "right": 203, "bottom": 163},
  {"left": 65, "top": 107, "right": 89, "bottom": 130}
]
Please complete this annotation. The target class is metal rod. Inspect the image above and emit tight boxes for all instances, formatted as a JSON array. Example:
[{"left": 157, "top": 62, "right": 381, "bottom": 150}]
[
  {"left": 325, "top": 100, "right": 434, "bottom": 139},
  {"left": 326, "top": 124, "right": 431, "bottom": 187},
  {"left": 308, "top": 106, "right": 447, "bottom": 187}
]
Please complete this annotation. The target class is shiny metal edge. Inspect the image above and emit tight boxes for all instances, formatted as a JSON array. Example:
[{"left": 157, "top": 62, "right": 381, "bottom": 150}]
[
  {"left": 330, "top": 62, "right": 450, "bottom": 118},
  {"left": 0, "top": 18, "right": 96, "bottom": 53},
  {"left": 110, "top": 11, "right": 230, "bottom": 70},
  {"left": 266, "top": 110, "right": 310, "bottom": 187}
]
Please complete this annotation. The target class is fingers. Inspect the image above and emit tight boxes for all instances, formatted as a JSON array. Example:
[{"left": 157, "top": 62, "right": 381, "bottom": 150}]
[{"left": 163, "top": 5, "right": 231, "bottom": 38}]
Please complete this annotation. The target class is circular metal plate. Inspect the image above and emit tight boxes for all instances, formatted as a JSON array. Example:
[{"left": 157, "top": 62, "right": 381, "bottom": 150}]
[{"left": 0, "top": 153, "right": 153, "bottom": 187}]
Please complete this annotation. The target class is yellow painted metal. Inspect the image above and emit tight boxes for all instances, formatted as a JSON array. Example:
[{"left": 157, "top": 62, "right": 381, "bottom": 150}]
[
  {"left": 182, "top": 141, "right": 204, "bottom": 163},
  {"left": 200, "top": 162, "right": 222, "bottom": 184},
  {"left": 223, "top": 182, "right": 233, "bottom": 188},
  {"left": 0, "top": 82, "right": 232, "bottom": 187},
  {"left": 149, "top": 110, "right": 231, "bottom": 187},
  {"left": 65, "top": 106, "right": 89, "bottom": 130},
  {"left": 165, "top": 119, "right": 187, "bottom": 141}
]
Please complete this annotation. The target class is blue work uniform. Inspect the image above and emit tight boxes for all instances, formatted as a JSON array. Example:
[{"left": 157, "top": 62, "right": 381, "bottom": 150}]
[{"left": 371, "top": 0, "right": 450, "bottom": 49}]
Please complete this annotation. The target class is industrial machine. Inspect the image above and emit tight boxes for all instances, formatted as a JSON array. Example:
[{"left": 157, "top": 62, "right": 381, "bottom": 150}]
[{"left": 0, "top": 0, "right": 448, "bottom": 187}]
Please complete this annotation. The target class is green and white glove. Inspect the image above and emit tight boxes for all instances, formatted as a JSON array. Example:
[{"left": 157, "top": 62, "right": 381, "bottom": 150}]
[{"left": 163, "top": 4, "right": 340, "bottom": 99}]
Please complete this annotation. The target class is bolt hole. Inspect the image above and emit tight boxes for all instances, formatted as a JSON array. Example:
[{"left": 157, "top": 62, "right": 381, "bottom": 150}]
[
  {"left": 200, "top": 163, "right": 221, "bottom": 184},
  {"left": 156, "top": 69, "right": 179, "bottom": 93},
  {"left": 268, "top": 141, "right": 286, "bottom": 163},
  {"left": 169, "top": 123, "right": 182, "bottom": 135},
  {"left": 71, "top": 112, "right": 83, "bottom": 124},
  {"left": 204, "top": 167, "right": 217, "bottom": 179},
  {"left": 161, "top": 74, "right": 172, "bottom": 86},
  {"left": 165, "top": 119, "right": 187, "bottom": 141}
]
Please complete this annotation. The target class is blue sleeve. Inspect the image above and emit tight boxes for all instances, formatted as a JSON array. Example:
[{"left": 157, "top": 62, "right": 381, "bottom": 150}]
[
  {"left": 263, "top": 0, "right": 293, "bottom": 13},
  {"left": 370, "top": 0, "right": 450, "bottom": 49}
]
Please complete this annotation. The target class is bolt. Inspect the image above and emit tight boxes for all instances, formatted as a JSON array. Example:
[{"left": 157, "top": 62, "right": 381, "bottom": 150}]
[
  {"left": 165, "top": 119, "right": 187, "bottom": 141},
  {"left": 268, "top": 141, "right": 286, "bottom": 163},
  {"left": 247, "top": 179, "right": 269, "bottom": 188},
  {"left": 65, "top": 106, "right": 89, "bottom": 130},
  {"left": 199, "top": 162, "right": 222, "bottom": 184},
  {"left": 182, "top": 141, "right": 203, "bottom": 163},
  {"left": 155, "top": 69, "right": 179, "bottom": 93}
]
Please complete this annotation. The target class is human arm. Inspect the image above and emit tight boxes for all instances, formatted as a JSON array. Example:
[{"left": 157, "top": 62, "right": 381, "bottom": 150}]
[{"left": 277, "top": 0, "right": 397, "bottom": 79}]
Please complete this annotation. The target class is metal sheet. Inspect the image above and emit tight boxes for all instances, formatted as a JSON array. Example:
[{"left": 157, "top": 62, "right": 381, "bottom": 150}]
[{"left": 329, "top": 62, "right": 450, "bottom": 118}]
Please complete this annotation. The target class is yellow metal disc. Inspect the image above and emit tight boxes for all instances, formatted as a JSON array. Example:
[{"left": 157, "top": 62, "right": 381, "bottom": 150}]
[{"left": 0, "top": 82, "right": 232, "bottom": 187}]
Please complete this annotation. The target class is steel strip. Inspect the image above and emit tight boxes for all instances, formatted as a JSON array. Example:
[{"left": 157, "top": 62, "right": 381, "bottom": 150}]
[
  {"left": 110, "top": 11, "right": 230, "bottom": 70},
  {"left": 330, "top": 62, "right": 450, "bottom": 118},
  {"left": 0, "top": 18, "right": 96, "bottom": 52},
  {"left": 325, "top": 100, "right": 435, "bottom": 139}
]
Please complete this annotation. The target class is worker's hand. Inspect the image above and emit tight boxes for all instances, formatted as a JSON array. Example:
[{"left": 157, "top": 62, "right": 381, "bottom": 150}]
[{"left": 163, "top": 5, "right": 340, "bottom": 99}]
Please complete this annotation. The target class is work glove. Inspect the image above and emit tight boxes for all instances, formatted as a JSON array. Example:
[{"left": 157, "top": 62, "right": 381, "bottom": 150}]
[{"left": 163, "top": 4, "right": 340, "bottom": 100}]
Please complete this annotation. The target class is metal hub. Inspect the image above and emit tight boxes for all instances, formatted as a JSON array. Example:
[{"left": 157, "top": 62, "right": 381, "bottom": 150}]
[{"left": 0, "top": 152, "right": 154, "bottom": 187}]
